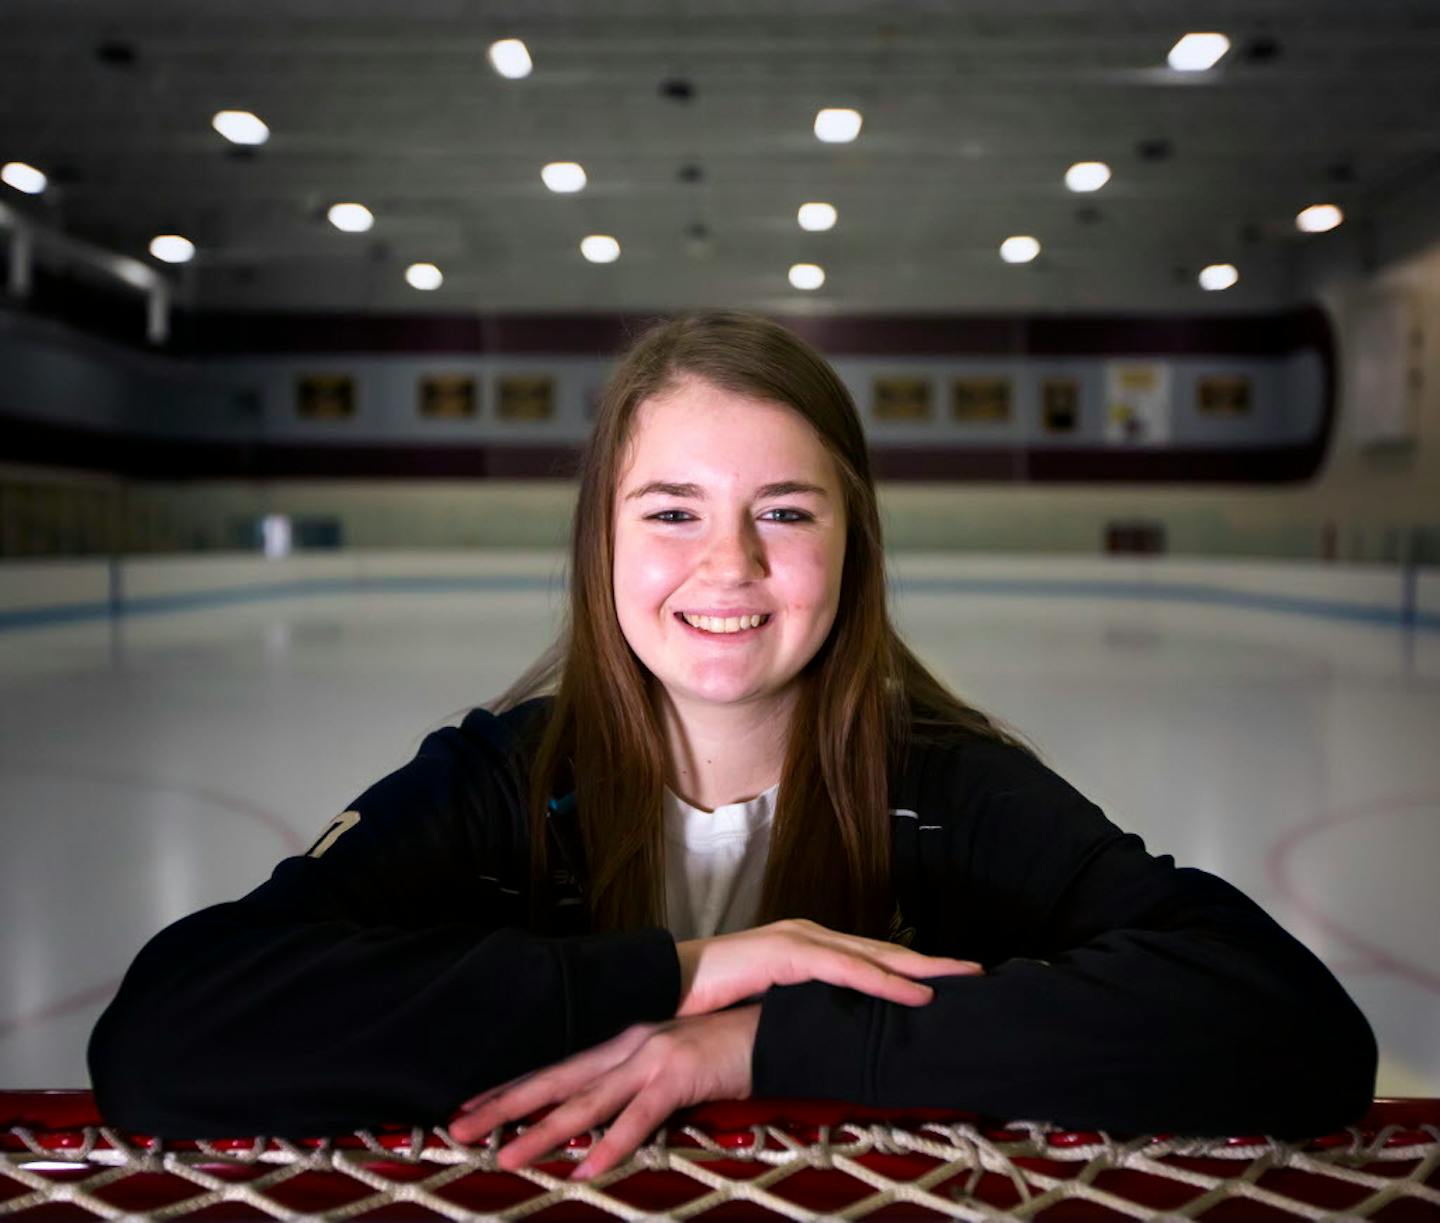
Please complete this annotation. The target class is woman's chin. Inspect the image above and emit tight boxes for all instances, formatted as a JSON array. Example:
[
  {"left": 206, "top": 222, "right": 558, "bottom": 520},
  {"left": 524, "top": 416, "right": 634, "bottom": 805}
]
[{"left": 670, "top": 674, "right": 793, "bottom": 710}]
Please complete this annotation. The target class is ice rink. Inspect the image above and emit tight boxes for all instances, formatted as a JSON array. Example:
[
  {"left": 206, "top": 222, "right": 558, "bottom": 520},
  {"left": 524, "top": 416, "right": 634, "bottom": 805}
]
[{"left": 2, "top": 553, "right": 1436, "bottom": 1102}]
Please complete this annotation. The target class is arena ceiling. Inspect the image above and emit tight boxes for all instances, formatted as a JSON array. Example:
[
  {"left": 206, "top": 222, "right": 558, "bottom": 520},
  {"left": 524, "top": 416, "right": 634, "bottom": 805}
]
[{"left": 1, "top": 0, "right": 1438, "bottom": 317}]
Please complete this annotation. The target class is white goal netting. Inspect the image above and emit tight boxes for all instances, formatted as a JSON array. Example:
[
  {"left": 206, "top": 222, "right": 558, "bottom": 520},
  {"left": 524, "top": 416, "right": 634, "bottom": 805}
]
[{"left": 3, "top": 1094, "right": 1438, "bottom": 1221}]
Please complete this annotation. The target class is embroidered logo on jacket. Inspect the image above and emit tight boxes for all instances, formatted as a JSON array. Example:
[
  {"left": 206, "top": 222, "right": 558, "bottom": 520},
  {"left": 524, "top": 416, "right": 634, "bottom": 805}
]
[{"left": 307, "top": 810, "right": 361, "bottom": 858}]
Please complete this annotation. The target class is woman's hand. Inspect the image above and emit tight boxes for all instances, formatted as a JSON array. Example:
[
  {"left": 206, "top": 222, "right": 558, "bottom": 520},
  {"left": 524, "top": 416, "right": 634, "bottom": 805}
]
[
  {"left": 675, "top": 918, "right": 983, "bottom": 1017},
  {"left": 448, "top": 1005, "right": 761, "bottom": 1179}
]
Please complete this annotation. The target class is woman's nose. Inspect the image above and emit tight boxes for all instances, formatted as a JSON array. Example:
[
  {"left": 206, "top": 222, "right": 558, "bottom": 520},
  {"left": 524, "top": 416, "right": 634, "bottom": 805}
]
[{"left": 703, "top": 519, "right": 766, "bottom": 579}]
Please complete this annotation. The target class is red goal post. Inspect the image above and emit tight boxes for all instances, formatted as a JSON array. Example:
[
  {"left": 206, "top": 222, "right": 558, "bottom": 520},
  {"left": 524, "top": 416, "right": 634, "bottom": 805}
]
[{"left": 3, "top": 1091, "right": 1438, "bottom": 1220}]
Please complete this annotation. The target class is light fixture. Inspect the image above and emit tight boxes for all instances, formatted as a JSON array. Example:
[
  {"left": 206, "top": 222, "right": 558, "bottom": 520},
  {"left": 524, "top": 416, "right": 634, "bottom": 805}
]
[
  {"left": 541, "top": 162, "right": 586, "bottom": 193},
  {"left": 1199, "top": 263, "right": 1239, "bottom": 291},
  {"left": 581, "top": 235, "right": 620, "bottom": 263},
  {"left": 814, "top": 108, "right": 862, "bottom": 143},
  {"left": 1065, "top": 162, "right": 1111, "bottom": 193},
  {"left": 149, "top": 235, "right": 196, "bottom": 263},
  {"left": 1296, "top": 204, "right": 1344, "bottom": 234},
  {"left": 405, "top": 262, "right": 443, "bottom": 290},
  {"left": 1000, "top": 236, "right": 1041, "bottom": 264},
  {"left": 328, "top": 203, "right": 374, "bottom": 232},
  {"left": 788, "top": 263, "right": 825, "bottom": 290},
  {"left": 797, "top": 202, "right": 837, "bottom": 231},
  {"left": 1168, "top": 33, "right": 1230, "bottom": 71},
  {"left": 211, "top": 110, "right": 269, "bottom": 145},
  {"left": 1, "top": 161, "right": 47, "bottom": 194},
  {"left": 111, "top": 258, "right": 156, "bottom": 290},
  {"left": 488, "top": 38, "right": 533, "bottom": 79}
]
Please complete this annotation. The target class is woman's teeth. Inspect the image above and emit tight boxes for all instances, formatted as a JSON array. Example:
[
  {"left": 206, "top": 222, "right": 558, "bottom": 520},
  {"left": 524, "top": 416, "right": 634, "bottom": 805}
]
[{"left": 681, "top": 612, "right": 769, "bottom": 634}]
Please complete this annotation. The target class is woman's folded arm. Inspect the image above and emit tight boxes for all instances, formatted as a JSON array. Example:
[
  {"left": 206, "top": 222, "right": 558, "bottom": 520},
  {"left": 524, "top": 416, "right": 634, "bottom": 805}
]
[
  {"left": 88, "top": 716, "right": 682, "bottom": 1137},
  {"left": 753, "top": 747, "right": 1376, "bottom": 1137}
]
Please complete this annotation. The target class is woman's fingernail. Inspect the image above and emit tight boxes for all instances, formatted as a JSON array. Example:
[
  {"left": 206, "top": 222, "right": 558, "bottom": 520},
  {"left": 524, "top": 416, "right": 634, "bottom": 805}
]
[{"left": 572, "top": 1160, "right": 594, "bottom": 1179}]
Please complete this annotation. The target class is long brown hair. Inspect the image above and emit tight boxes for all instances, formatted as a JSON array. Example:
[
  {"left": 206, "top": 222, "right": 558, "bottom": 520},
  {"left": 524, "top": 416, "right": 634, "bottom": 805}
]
[{"left": 493, "top": 311, "right": 1034, "bottom": 937}]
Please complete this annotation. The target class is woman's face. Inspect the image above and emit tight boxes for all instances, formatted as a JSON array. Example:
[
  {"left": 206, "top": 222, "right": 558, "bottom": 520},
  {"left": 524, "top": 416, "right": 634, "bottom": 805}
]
[{"left": 612, "top": 375, "right": 847, "bottom": 717}]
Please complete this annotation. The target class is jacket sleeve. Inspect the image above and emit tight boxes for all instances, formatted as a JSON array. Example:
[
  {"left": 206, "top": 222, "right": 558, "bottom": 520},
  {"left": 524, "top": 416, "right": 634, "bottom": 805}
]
[
  {"left": 751, "top": 740, "right": 1377, "bottom": 1137},
  {"left": 87, "top": 711, "right": 681, "bottom": 1137}
]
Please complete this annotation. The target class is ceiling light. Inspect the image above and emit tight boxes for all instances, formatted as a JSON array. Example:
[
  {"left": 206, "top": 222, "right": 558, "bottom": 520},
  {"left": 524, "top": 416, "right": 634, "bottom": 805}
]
[
  {"left": 788, "top": 263, "right": 825, "bottom": 290},
  {"left": 488, "top": 38, "right": 533, "bottom": 79},
  {"left": 581, "top": 235, "right": 620, "bottom": 263},
  {"left": 148, "top": 235, "right": 195, "bottom": 263},
  {"left": 814, "top": 108, "right": 862, "bottom": 143},
  {"left": 1168, "top": 33, "right": 1231, "bottom": 71},
  {"left": 541, "top": 162, "right": 586, "bottom": 193},
  {"left": 1199, "top": 263, "right": 1239, "bottom": 291},
  {"left": 1, "top": 161, "right": 47, "bottom": 194},
  {"left": 328, "top": 203, "right": 373, "bottom": 232},
  {"left": 211, "top": 110, "right": 269, "bottom": 145},
  {"left": 111, "top": 257, "right": 155, "bottom": 290},
  {"left": 405, "top": 262, "right": 443, "bottom": 290},
  {"left": 1000, "top": 236, "right": 1041, "bottom": 264},
  {"left": 1296, "top": 204, "right": 1344, "bottom": 234},
  {"left": 797, "top": 202, "right": 837, "bottom": 231},
  {"left": 1065, "top": 162, "right": 1111, "bottom": 193}
]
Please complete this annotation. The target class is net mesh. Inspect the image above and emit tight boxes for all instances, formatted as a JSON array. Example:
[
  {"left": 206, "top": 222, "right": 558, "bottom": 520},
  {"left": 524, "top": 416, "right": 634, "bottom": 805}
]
[{"left": 3, "top": 1094, "right": 1438, "bottom": 1221}]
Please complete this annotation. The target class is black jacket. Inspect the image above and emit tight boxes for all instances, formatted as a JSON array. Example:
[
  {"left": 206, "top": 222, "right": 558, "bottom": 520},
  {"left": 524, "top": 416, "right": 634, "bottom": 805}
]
[{"left": 89, "top": 697, "right": 1376, "bottom": 1138}]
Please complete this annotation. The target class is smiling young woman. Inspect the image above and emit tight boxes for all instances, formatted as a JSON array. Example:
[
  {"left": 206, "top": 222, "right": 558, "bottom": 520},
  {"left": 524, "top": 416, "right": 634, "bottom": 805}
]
[{"left": 88, "top": 311, "right": 1376, "bottom": 1184}]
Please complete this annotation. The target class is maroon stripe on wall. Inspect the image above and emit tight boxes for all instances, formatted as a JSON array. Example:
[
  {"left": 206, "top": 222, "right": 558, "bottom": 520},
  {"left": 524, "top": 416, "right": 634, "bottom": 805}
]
[
  {"left": 171, "top": 313, "right": 649, "bottom": 356},
  {"left": 0, "top": 416, "right": 578, "bottom": 480},
  {"left": 0, "top": 414, "right": 1326, "bottom": 484},
  {"left": 171, "top": 306, "right": 1330, "bottom": 358},
  {"left": 867, "top": 445, "right": 1324, "bottom": 483}
]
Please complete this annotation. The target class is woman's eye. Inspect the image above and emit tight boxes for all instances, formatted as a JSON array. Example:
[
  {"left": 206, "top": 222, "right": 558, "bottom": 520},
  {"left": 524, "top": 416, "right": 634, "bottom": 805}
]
[{"left": 646, "top": 508, "right": 813, "bottom": 524}]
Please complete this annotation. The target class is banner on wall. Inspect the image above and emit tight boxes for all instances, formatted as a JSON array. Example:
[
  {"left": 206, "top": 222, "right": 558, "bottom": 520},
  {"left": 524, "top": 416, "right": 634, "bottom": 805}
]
[
  {"left": 1197, "top": 375, "right": 1252, "bottom": 415},
  {"left": 419, "top": 374, "right": 478, "bottom": 418},
  {"left": 1042, "top": 378, "right": 1080, "bottom": 433},
  {"left": 497, "top": 375, "right": 555, "bottom": 420},
  {"left": 952, "top": 377, "right": 1011, "bottom": 423},
  {"left": 873, "top": 377, "right": 933, "bottom": 421},
  {"left": 1104, "top": 362, "right": 1171, "bottom": 444},
  {"left": 296, "top": 374, "right": 356, "bottom": 420},
  {"left": 1351, "top": 289, "right": 1422, "bottom": 447}
]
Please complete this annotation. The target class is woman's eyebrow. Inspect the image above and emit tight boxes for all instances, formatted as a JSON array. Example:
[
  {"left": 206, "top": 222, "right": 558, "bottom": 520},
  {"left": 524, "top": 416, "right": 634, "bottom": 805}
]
[{"left": 625, "top": 479, "right": 829, "bottom": 501}]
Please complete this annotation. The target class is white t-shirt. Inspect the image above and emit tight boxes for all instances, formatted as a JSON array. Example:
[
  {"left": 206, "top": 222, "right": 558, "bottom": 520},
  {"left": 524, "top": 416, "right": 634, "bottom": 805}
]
[{"left": 663, "top": 781, "right": 779, "bottom": 941}]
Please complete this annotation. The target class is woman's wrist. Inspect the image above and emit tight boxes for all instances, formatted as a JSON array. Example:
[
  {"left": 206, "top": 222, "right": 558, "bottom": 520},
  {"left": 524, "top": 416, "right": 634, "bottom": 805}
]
[{"left": 674, "top": 937, "right": 701, "bottom": 1016}]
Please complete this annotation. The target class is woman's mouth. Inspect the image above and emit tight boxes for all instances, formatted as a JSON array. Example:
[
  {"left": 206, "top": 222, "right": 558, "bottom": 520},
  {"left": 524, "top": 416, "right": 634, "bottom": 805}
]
[{"left": 675, "top": 611, "right": 772, "bottom": 637}]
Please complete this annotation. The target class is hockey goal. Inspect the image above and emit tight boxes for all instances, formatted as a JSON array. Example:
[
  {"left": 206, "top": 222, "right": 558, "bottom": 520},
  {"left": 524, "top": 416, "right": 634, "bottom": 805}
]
[{"left": 2, "top": 1092, "right": 1437, "bottom": 1220}]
